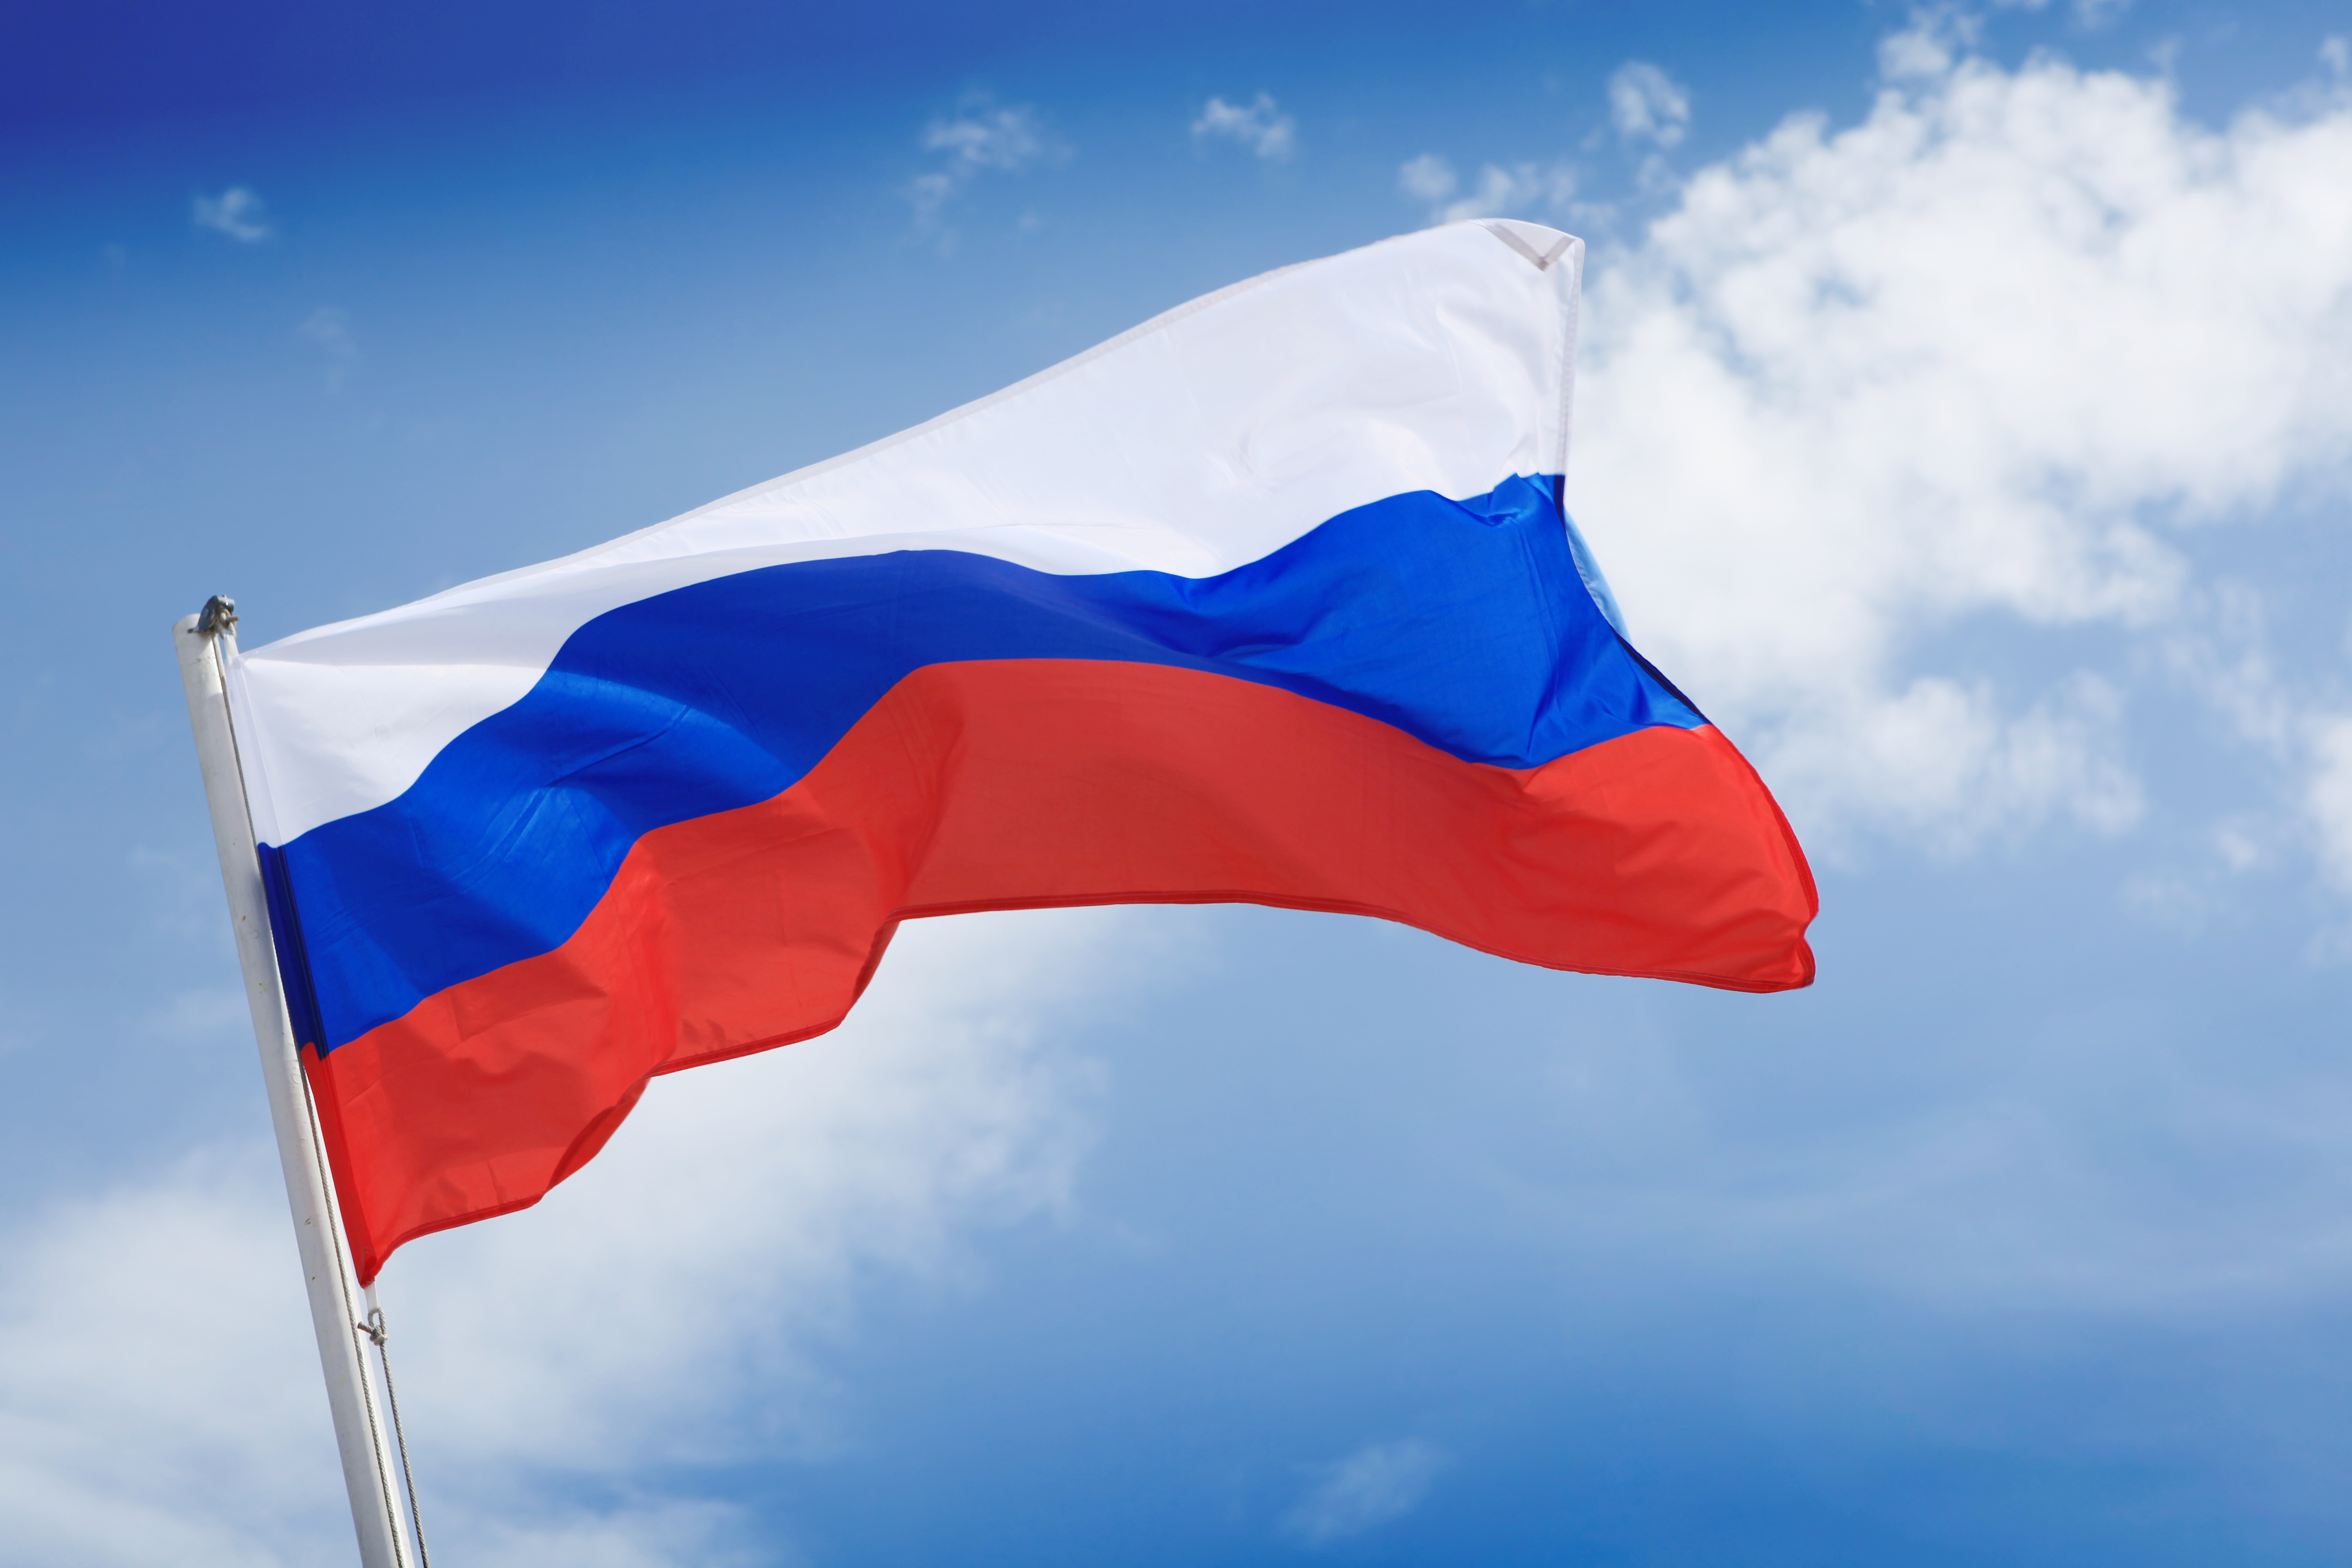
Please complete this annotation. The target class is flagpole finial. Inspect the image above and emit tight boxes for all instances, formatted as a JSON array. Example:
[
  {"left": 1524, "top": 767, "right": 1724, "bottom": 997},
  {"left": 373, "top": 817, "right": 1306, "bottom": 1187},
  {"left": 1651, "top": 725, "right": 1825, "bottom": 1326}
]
[{"left": 196, "top": 596, "right": 238, "bottom": 636}]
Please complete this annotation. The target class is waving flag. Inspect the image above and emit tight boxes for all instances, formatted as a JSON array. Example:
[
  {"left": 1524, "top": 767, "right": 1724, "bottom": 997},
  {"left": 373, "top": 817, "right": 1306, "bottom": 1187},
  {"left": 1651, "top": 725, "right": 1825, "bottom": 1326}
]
[{"left": 226, "top": 220, "right": 1815, "bottom": 1282}]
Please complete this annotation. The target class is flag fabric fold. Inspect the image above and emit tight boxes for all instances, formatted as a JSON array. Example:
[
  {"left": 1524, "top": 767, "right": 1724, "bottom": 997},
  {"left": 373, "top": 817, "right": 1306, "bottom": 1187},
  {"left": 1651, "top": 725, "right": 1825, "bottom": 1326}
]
[{"left": 226, "top": 220, "right": 1816, "bottom": 1282}]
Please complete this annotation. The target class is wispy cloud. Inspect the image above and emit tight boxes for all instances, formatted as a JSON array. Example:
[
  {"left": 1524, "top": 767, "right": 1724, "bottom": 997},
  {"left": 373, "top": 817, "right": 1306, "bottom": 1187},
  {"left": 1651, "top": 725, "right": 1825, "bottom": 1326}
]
[
  {"left": 300, "top": 306, "right": 353, "bottom": 358},
  {"left": 1993, "top": 0, "right": 2136, "bottom": 30},
  {"left": 2304, "top": 719, "right": 2352, "bottom": 895},
  {"left": 301, "top": 307, "right": 357, "bottom": 390},
  {"left": 1279, "top": 1439, "right": 1448, "bottom": 1548},
  {"left": 191, "top": 186, "right": 272, "bottom": 243},
  {"left": 907, "top": 95, "right": 1066, "bottom": 237},
  {"left": 1879, "top": 5, "right": 1986, "bottom": 78},
  {"left": 1192, "top": 94, "right": 1297, "bottom": 161},
  {"left": 1395, "top": 154, "right": 1576, "bottom": 225},
  {"left": 1607, "top": 61, "right": 1691, "bottom": 147},
  {"left": 1396, "top": 153, "right": 1457, "bottom": 205}
]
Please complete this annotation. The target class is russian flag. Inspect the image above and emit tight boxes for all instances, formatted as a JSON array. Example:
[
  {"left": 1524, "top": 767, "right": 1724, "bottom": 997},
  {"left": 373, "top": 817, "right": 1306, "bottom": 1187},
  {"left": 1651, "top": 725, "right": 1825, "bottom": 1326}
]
[{"left": 225, "top": 221, "right": 1816, "bottom": 1282}]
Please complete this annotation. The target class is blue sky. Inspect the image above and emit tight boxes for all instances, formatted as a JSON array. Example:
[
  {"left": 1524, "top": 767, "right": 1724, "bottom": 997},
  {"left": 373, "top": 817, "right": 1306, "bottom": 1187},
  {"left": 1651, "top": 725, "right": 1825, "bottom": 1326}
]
[{"left": 6, "top": 1, "right": 2352, "bottom": 1563}]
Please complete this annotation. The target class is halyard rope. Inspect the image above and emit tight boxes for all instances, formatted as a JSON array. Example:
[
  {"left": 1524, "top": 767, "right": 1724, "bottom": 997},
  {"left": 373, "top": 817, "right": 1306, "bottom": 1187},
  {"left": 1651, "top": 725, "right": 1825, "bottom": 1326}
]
[{"left": 359, "top": 1300, "right": 433, "bottom": 1568}]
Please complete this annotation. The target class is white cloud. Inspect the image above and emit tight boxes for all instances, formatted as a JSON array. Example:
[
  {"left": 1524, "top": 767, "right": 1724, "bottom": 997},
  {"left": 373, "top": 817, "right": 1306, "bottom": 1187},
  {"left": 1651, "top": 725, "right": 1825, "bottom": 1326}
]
[
  {"left": 1878, "top": 6, "right": 1986, "bottom": 81},
  {"left": 0, "top": 907, "right": 1160, "bottom": 1565},
  {"left": 1565, "top": 40, "right": 2352, "bottom": 852},
  {"left": 1193, "top": 93, "right": 1297, "bottom": 161},
  {"left": 1608, "top": 61, "right": 1692, "bottom": 147},
  {"left": 1396, "top": 153, "right": 1457, "bottom": 203},
  {"left": 2161, "top": 580, "right": 2295, "bottom": 755},
  {"left": 0, "top": 1149, "right": 346, "bottom": 1567},
  {"left": 907, "top": 97, "right": 1064, "bottom": 232},
  {"left": 1991, "top": 0, "right": 2134, "bottom": 29},
  {"left": 1396, "top": 154, "right": 1576, "bottom": 226},
  {"left": 1279, "top": 1438, "right": 1447, "bottom": 1547},
  {"left": 1770, "top": 672, "right": 2143, "bottom": 851},
  {"left": 192, "top": 187, "right": 272, "bottom": 243},
  {"left": 924, "top": 99, "right": 1053, "bottom": 174},
  {"left": 2304, "top": 717, "right": 2352, "bottom": 894}
]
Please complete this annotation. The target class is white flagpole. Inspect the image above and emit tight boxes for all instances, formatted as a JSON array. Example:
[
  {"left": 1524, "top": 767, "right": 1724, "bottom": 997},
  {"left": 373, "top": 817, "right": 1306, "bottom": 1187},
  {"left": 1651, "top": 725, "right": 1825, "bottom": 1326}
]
[{"left": 174, "top": 601, "right": 421, "bottom": 1568}]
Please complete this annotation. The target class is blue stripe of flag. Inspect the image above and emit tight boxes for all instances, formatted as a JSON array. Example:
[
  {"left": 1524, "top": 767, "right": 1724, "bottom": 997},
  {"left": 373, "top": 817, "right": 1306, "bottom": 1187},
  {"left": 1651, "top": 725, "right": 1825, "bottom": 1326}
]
[{"left": 270, "top": 475, "right": 1701, "bottom": 1055}]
